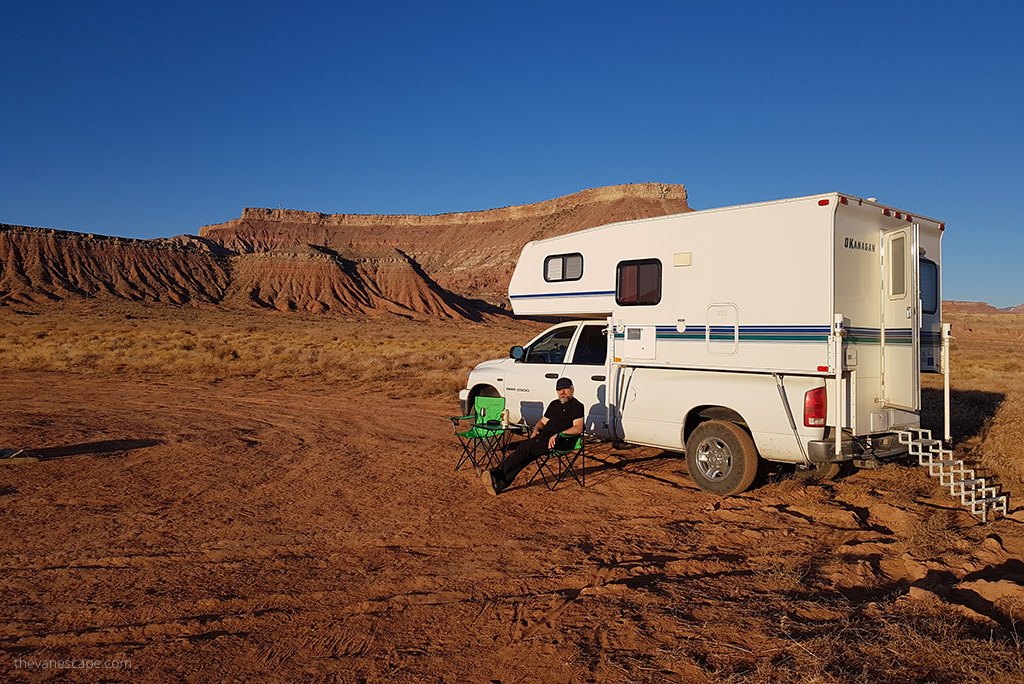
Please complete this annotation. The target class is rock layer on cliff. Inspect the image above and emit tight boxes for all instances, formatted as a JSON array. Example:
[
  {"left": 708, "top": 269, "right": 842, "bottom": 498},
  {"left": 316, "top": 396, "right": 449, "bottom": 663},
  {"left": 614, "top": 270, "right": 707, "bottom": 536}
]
[
  {"left": 1, "top": 183, "right": 690, "bottom": 318},
  {"left": 0, "top": 225, "right": 230, "bottom": 306},
  {"left": 199, "top": 183, "right": 691, "bottom": 306}
]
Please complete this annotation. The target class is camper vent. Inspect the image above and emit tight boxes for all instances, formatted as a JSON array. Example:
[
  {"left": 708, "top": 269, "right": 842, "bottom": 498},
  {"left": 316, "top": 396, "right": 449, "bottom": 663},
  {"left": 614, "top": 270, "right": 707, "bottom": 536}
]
[{"left": 627, "top": 328, "right": 642, "bottom": 341}]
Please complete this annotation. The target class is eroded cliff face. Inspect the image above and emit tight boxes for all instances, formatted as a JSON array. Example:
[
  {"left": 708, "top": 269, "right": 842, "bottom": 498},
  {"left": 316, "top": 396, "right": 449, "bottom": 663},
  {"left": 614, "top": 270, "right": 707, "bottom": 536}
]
[
  {"left": 0, "top": 226, "right": 230, "bottom": 306},
  {"left": 199, "top": 183, "right": 691, "bottom": 305},
  {"left": 1, "top": 183, "right": 690, "bottom": 318}
]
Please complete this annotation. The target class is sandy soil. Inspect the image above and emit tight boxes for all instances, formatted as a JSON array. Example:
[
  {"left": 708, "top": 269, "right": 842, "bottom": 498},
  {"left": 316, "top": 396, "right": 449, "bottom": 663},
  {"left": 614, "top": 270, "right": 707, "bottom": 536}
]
[{"left": 2, "top": 363, "right": 1023, "bottom": 682}]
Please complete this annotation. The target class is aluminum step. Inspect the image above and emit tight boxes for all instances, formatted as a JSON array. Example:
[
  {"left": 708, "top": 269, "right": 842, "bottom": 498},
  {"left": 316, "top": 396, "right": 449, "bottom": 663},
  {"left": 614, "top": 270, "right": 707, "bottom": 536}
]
[{"left": 896, "top": 429, "right": 1008, "bottom": 523}]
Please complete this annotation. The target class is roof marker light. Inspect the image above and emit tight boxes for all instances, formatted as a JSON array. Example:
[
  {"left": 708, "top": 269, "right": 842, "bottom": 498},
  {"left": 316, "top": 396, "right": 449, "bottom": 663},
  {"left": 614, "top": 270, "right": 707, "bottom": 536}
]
[
  {"left": 818, "top": 199, "right": 830, "bottom": 206},
  {"left": 906, "top": 214, "right": 913, "bottom": 222},
  {"left": 840, "top": 196, "right": 848, "bottom": 204},
  {"left": 883, "top": 209, "right": 891, "bottom": 216},
  {"left": 939, "top": 224, "right": 945, "bottom": 231},
  {"left": 895, "top": 212, "right": 903, "bottom": 219}
]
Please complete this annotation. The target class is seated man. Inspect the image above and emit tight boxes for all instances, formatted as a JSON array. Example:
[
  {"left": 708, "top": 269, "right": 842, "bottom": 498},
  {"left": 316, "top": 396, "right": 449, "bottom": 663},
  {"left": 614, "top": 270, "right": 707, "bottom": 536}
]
[{"left": 482, "top": 377, "right": 584, "bottom": 495}]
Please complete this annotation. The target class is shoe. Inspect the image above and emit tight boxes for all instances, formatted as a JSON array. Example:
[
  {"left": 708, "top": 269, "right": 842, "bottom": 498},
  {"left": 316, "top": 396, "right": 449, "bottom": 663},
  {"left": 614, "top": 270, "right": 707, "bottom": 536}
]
[{"left": 482, "top": 469, "right": 501, "bottom": 496}]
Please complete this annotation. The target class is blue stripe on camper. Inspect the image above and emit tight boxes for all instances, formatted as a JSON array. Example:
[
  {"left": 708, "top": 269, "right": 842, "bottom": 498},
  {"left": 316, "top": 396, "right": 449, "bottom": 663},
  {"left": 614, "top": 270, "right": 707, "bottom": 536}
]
[
  {"left": 613, "top": 325, "right": 832, "bottom": 343},
  {"left": 510, "top": 290, "right": 615, "bottom": 300},
  {"left": 610, "top": 326, "right": 928, "bottom": 345}
]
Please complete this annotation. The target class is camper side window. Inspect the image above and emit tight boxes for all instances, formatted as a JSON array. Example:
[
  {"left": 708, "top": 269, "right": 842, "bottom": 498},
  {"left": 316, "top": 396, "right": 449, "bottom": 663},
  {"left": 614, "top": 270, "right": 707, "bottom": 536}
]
[
  {"left": 544, "top": 253, "right": 583, "bottom": 282},
  {"left": 920, "top": 259, "right": 939, "bottom": 315},
  {"left": 616, "top": 259, "right": 661, "bottom": 306},
  {"left": 525, "top": 326, "right": 576, "bottom": 364}
]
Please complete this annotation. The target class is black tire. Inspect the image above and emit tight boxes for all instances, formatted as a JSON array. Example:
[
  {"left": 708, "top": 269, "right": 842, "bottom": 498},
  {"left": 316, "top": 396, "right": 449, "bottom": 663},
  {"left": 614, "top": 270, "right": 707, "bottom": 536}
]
[{"left": 685, "top": 420, "right": 759, "bottom": 496}]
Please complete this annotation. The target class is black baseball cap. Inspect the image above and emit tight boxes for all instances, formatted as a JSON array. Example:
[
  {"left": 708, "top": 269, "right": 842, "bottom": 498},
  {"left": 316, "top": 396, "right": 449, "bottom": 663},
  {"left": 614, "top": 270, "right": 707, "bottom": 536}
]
[{"left": 555, "top": 377, "right": 573, "bottom": 390}]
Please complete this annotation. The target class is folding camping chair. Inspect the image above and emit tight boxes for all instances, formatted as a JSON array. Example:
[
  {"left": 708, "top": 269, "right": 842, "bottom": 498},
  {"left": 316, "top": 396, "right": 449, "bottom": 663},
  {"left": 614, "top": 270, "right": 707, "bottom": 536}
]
[
  {"left": 527, "top": 432, "right": 585, "bottom": 490},
  {"left": 447, "top": 396, "right": 507, "bottom": 471}
]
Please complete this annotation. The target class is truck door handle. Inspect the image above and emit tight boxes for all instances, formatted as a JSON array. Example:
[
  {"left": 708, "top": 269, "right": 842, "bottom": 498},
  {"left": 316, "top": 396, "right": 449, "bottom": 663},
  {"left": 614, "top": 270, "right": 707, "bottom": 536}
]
[
  {"left": 591, "top": 375, "right": 606, "bottom": 381},
  {"left": 906, "top": 307, "right": 912, "bottom": 319},
  {"left": 545, "top": 373, "right": 559, "bottom": 379}
]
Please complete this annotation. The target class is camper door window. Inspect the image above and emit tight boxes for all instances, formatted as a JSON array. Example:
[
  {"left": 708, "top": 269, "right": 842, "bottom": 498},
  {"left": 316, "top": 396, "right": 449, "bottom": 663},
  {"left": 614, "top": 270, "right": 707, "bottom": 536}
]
[
  {"left": 890, "top": 235, "right": 907, "bottom": 298},
  {"left": 525, "top": 326, "right": 576, "bottom": 364},
  {"left": 616, "top": 259, "right": 662, "bottom": 306}
]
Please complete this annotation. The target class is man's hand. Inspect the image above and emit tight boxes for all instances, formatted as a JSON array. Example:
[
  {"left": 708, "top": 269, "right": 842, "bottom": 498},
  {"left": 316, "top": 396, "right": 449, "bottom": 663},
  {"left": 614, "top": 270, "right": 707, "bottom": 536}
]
[{"left": 548, "top": 434, "right": 558, "bottom": 450}]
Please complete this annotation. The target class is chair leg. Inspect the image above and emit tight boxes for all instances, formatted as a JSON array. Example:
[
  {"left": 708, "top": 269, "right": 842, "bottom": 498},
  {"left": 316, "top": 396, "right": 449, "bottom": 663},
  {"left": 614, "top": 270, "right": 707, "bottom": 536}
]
[{"left": 527, "top": 452, "right": 558, "bottom": 491}]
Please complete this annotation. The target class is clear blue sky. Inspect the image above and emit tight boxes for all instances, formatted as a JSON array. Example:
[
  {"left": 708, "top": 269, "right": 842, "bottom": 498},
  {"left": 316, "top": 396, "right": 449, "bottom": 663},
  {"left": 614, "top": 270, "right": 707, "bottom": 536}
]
[{"left": 2, "top": 1, "right": 1022, "bottom": 306}]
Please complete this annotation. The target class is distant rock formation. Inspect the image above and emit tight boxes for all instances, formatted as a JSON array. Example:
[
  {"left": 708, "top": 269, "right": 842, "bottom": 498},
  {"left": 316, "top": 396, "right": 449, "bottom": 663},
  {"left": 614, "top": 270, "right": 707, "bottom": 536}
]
[
  {"left": 0, "top": 183, "right": 691, "bottom": 318},
  {"left": 945, "top": 301, "right": 1023, "bottom": 315},
  {"left": 199, "top": 183, "right": 691, "bottom": 307},
  {"left": 0, "top": 225, "right": 229, "bottom": 306}
]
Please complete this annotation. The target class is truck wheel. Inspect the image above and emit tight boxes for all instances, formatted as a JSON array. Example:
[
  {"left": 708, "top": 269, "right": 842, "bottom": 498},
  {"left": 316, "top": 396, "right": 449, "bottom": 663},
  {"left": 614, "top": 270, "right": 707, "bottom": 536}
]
[{"left": 685, "top": 420, "right": 759, "bottom": 496}]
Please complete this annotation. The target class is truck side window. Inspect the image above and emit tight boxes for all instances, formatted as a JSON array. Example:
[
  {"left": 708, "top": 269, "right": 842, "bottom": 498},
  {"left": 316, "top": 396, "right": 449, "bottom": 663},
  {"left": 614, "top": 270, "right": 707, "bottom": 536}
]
[
  {"left": 571, "top": 325, "right": 607, "bottom": 365},
  {"left": 525, "top": 326, "right": 576, "bottom": 364},
  {"left": 616, "top": 258, "right": 661, "bottom": 306},
  {"left": 920, "top": 258, "right": 938, "bottom": 315}
]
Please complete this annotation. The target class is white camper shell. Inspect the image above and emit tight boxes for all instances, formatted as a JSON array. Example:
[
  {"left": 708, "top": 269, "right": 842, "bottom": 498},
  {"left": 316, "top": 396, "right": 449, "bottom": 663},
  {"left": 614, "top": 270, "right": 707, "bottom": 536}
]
[{"left": 460, "top": 193, "right": 947, "bottom": 495}]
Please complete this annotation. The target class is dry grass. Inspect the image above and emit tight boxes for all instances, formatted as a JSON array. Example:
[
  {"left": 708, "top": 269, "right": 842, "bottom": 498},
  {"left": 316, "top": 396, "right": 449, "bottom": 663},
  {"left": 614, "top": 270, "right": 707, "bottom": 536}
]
[{"left": 0, "top": 301, "right": 546, "bottom": 398}]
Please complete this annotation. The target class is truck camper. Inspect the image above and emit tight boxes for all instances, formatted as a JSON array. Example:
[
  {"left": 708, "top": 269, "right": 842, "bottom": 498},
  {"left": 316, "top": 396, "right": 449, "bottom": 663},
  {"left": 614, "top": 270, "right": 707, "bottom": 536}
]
[{"left": 459, "top": 193, "right": 949, "bottom": 495}]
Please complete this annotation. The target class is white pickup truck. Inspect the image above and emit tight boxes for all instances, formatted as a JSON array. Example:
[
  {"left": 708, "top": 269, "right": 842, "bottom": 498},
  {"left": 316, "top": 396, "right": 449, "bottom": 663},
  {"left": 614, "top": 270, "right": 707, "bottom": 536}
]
[{"left": 458, "top": 319, "right": 910, "bottom": 495}]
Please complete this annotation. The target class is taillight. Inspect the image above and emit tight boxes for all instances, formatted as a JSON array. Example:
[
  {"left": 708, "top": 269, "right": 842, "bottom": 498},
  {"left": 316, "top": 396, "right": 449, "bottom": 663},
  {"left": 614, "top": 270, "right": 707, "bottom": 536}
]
[{"left": 804, "top": 387, "right": 827, "bottom": 427}]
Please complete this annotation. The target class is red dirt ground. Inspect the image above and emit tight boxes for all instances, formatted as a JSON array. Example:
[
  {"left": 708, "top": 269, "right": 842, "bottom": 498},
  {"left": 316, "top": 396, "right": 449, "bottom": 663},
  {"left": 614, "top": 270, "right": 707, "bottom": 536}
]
[{"left": 2, "top": 367, "right": 1023, "bottom": 682}]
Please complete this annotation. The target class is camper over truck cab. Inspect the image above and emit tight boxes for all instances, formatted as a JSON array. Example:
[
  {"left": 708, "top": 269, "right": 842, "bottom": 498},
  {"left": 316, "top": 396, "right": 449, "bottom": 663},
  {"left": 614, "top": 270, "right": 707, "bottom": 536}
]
[{"left": 459, "top": 193, "right": 947, "bottom": 496}]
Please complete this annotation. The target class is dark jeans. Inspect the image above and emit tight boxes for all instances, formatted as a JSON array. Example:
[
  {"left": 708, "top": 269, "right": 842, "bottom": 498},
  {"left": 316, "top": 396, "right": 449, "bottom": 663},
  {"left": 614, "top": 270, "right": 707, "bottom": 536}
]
[{"left": 493, "top": 433, "right": 570, "bottom": 488}]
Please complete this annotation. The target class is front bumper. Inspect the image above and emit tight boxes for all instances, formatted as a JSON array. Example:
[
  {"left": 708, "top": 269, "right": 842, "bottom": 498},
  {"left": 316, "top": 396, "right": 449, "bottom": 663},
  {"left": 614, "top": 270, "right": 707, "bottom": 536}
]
[{"left": 807, "top": 433, "right": 907, "bottom": 463}]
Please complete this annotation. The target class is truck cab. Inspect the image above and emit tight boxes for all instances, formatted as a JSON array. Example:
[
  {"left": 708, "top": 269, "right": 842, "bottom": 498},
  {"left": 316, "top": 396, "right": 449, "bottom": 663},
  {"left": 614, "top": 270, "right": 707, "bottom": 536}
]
[{"left": 460, "top": 321, "right": 612, "bottom": 438}]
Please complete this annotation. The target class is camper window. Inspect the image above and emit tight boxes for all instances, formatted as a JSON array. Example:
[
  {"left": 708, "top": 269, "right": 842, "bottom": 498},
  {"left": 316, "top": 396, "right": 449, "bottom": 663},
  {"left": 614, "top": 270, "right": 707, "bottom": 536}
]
[
  {"left": 571, "top": 324, "right": 607, "bottom": 365},
  {"left": 525, "top": 326, "right": 576, "bottom": 364},
  {"left": 921, "top": 258, "right": 939, "bottom": 315},
  {"left": 544, "top": 253, "right": 583, "bottom": 282},
  {"left": 616, "top": 259, "right": 662, "bottom": 306}
]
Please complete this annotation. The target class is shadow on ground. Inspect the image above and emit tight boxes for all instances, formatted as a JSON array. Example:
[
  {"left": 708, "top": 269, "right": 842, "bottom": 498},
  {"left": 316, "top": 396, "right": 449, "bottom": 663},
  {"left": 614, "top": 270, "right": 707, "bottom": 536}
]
[
  {"left": 922, "top": 388, "right": 1004, "bottom": 445},
  {"left": 25, "top": 439, "right": 163, "bottom": 460}
]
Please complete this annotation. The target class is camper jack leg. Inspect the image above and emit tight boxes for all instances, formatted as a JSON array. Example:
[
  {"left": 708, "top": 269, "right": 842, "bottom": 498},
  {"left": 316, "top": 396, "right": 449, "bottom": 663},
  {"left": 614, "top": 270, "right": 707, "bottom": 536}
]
[
  {"left": 833, "top": 314, "right": 846, "bottom": 459},
  {"left": 943, "top": 323, "right": 952, "bottom": 445}
]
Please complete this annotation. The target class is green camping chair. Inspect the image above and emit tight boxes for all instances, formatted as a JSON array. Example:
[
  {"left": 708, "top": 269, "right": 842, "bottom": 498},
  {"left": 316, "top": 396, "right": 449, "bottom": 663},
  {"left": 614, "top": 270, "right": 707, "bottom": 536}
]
[
  {"left": 447, "top": 396, "right": 507, "bottom": 471},
  {"left": 527, "top": 432, "right": 585, "bottom": 490}
]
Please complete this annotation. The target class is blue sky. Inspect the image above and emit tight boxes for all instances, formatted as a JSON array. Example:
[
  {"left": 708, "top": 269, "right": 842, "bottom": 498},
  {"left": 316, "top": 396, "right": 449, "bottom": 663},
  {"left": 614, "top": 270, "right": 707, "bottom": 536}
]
[{"left": 2, "top": 1, "right": 1022, "bottom": 306}]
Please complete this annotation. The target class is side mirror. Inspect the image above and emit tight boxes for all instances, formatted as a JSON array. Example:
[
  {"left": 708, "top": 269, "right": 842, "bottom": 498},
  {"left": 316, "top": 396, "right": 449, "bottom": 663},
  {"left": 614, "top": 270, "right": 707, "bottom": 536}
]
[{"left": 510, "top": 345, "right": 525, "bottom": 360}]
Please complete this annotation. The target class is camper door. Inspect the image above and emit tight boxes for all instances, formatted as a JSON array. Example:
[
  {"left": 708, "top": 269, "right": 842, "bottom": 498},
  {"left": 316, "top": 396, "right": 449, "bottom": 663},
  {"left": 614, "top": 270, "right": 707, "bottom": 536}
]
[{"left": 881, "top": 225, "right": 920, "bottom": 410}]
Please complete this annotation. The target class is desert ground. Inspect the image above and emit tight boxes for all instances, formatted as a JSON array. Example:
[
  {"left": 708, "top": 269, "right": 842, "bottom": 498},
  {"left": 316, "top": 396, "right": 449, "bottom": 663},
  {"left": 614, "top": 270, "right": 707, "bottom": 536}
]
[{"left": 2, "top": 302, "right": 1024, "bottom": 682}]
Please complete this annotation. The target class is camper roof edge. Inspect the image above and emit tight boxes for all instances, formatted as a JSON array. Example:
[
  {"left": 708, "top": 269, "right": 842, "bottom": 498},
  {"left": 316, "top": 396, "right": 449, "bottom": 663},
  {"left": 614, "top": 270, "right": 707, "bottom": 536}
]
[{"left": 521, "top": 192, "right": 943, "bottom": 248}]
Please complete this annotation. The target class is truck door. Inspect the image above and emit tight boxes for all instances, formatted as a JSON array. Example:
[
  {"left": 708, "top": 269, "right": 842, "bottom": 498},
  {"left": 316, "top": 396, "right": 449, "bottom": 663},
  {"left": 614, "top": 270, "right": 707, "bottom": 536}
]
[
  {"left": 502, "top": 324, "right": 576, "bottom": 425},
  {"left": 881, "top": 225, "right": 920, "bottom": 410},
  {"left": 563, "top": 322, "right": 612, "bottom": 439}
]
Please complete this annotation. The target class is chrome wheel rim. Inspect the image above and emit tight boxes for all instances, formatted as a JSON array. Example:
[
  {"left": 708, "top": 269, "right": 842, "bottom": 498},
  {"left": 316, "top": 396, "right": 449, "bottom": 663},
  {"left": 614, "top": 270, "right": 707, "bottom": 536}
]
[{"left": 695, "top": 437, "right": 732, "bottom": 481}]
